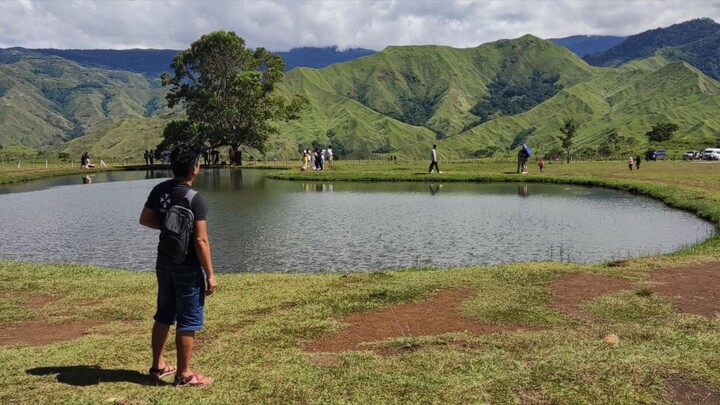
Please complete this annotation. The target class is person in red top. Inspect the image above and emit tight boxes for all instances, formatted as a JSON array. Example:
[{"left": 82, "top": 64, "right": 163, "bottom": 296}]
[{"left": 538, "top": 159, "right": 545, "bottom": 172}]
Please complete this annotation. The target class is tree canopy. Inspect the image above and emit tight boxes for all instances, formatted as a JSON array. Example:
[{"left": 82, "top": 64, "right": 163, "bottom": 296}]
[
  {"left": 160, "top": 31, "right": 307, "bottom": 154},
  {"left": 645, "top": 122, "right": 679, "bottom": 142},
  {"left": 471, "top": 70, "right": 563, "bottom": 124}
]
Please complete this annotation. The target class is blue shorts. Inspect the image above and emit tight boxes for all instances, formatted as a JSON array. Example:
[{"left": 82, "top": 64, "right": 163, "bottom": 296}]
[{"left": 154, "top": 262, "right": 206, "bottom": 332}]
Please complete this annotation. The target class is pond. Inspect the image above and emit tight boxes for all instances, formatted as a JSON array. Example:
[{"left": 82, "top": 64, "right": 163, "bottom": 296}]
[{"left": 0, "top": 169, "right": 714, "bottom": 273}]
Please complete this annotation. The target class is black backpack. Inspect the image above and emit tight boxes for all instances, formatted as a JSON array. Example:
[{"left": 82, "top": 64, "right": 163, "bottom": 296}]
[{"left": 158, "top": 189, "right": 197, "bottom": 265}]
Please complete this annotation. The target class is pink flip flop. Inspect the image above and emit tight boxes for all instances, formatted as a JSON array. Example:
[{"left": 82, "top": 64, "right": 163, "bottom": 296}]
[
  {"left": 149, "top": 365, "right": 177, "bottom": 380},
  {"left": 174, "top": 372, "right": 214, "bottom": 387}
]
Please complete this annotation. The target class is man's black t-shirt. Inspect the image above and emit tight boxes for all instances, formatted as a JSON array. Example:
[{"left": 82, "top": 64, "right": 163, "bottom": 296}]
[{"left": 144, "top": 179, "right": 208, "bottom": 266}]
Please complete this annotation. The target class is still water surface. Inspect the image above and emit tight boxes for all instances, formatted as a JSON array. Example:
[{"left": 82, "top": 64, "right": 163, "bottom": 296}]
[{"left": 0, "top": 169, "right": 714, "bottom": 273}]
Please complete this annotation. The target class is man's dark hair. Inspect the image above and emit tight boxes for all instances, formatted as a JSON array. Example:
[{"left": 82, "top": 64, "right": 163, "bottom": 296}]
[{"left": 171, "top": 143, "right": 202, "bottom": 178}]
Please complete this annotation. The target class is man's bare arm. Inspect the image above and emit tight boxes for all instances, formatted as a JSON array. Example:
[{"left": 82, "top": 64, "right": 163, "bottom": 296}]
[
  {"left": 194, "top": 220, "right": 217, "bottom": 295},
  {"left": 139, "top": 207, "right": 159, "bottom": 229}
]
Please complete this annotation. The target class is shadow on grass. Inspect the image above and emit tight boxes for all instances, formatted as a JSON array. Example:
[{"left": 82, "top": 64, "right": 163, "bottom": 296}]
[{"left": 27, "top": 365, "right": 165, "bottom": 386}]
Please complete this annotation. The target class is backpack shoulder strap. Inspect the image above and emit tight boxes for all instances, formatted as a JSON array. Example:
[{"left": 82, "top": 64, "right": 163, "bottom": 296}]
[{"left": 182, "top": 189, "right": 198, "bottom": 207}]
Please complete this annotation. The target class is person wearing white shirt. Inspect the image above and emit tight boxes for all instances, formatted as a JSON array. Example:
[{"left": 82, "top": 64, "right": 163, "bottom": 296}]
[{"left": 428, "top": 145, "right": 441, "bottom": 174}]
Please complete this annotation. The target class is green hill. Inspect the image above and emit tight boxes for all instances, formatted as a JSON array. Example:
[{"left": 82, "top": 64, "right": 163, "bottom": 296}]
[
  {"left": 0, "top": 49, "right": 171, "bottom": 150},
  {"left": 584, "top": 18, "right": 720, "bottom": 81},
  {"left": 2, "top": 32, "right": 720, "bottom": 162},
  {"left": 659, "top": 30, "right": 720, "bottom": 81},
  {"left": 273, "top": 35, "right": 598, "bottom": 159},
  {"left": 62, "top": 36, "right": 720, "bottom": 161},
  {"left": 62, "top": 113, "right": 181, "bottom": 160},
  {"left": 437, "top": 59, "right": 720, "bottom": 160},
  {"left": 273, "top": 36, "right": 720, "bottom": 160}
]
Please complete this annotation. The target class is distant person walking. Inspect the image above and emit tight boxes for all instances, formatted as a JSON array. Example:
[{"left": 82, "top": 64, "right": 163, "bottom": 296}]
[
  {"left": 628, "top": 156, "right": 634, "bottom": 171},
  {"left": 428, "top": 145, "right": 441, "bottom": 174},
  {"left": 538, "top": 159, "right": 545, "bottom": 172},
  {"left": 326, "top": 146, "right": 333, "bottom": 166},
  {"left": 139, "top": 142, "right": 217, "bottom": 387},
  {"left": 314, "top": 148, "right": 324, "bottom": 171},
  {"left": 635, "top": 155, "right": 641, "bottom": 170},
  {"left": 301, "top": 150, "right": 309, "bottom": 170}
]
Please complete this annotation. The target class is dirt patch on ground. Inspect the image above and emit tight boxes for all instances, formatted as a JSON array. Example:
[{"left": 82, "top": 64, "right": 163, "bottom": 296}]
[
  {"left": 648, "top": 262, "right": 720, "bottom": 317},
  {"left": 666, "top": 380, "right": 720, "bottom": 405},
  {"left": 0, "top": 294, "right": 105, "bottom": 347},
  {"left": 25, "top": 295, "right": 62, "bottom": 310},
  {"left": 548, "top": 264, "right": 720, "bottom": 319},
  {"left": 548, "top": 272, "right": 635, "bottom": 320},
  {"left": 0, "top": 319, "right": 105, "bottom": 346},
  {"left": 306, "top": 262, "right": 720, "bottom": 354},
  {"left": 305, "top": 289, "right": 529, "bottom": 354}
]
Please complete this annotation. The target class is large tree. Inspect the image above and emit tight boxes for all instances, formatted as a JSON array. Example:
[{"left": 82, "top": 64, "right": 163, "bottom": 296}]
[{"left": 160, "top": 31, "right": 306, "bottom": 154}]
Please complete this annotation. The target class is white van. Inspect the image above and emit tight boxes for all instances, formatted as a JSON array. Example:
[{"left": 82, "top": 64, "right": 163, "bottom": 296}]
[{"left": 702, "top": 148, "right": 720, "bottom": 160}]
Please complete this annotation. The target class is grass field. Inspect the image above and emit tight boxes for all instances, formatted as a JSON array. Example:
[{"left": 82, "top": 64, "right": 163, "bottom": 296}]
[{"left": 1, "top": 159, "right": 719, "bottom": 404}]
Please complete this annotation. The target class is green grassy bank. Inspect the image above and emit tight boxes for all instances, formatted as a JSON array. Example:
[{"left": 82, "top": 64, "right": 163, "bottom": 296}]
[
  {"left": 1, "top": 160, "right": 720, "bottom": 404},
  {"left": 0, "top": 165, "right": 121, "bottom": 185}
]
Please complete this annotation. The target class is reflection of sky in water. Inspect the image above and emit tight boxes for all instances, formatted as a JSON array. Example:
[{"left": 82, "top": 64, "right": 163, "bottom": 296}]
[{"left": 0, "top": 169, "right": 715, "bottom": 273}]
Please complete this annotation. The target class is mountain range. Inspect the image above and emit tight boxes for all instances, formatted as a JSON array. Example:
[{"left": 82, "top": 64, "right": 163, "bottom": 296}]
[
  {"left": 1, "top": 18, "right": 719, "bottom": 161},
  {"left": 548, "top": 35, "right": 626, "bottom": 57},
  {"left": 3, "top": 46, "right": 376, "bottom": 78}
]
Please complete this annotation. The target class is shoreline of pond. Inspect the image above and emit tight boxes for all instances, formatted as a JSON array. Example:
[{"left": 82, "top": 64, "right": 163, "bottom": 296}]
[{"left": 2, "top": 161, "right": 719, "bottom": 263}]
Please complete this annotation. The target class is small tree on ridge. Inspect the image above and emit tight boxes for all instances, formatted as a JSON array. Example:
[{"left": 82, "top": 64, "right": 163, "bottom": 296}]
[{"left": 559, "top": 118, "right": 578, "bottom": 164}]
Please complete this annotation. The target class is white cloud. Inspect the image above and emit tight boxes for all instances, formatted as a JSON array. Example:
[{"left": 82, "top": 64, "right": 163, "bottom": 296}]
[{"left": 0, "top": 0, "right": 718, "bottom": 50}]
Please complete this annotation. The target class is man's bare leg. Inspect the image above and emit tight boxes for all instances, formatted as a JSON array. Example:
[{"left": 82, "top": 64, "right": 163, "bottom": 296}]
[
  {"left": 151, "top": 321, "right": 171, "bottom": 370},
  {"left": 176, "top": 331, "right": 195, "bottom": 377}
]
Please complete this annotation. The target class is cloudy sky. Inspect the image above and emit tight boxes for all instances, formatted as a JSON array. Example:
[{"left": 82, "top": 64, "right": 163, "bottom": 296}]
[{"left": 1, "top": 0, "right": 719, "bottom": 51}]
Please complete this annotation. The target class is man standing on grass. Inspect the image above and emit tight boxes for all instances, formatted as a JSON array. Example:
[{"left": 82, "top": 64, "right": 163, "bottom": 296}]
[
  {"left": 326, "top": 145, "right": 333, "bottom": 166},
  {"left": 429, "top": 144, "right": 442, "bottom": 174},
  {"left": 139, "top": 142, "right": 217, "bottom": 387}
]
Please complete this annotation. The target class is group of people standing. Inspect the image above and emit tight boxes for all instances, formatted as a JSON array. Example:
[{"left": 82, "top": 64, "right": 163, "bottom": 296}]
[
  {"left": 628, "top": 155, "right": 641, "bottom": 170},
  {"left": 144, "top": 149, "right": 171, "bottom": 166},
  {"left": 80, "top": 151, "right": 94, "bottom": 169},
  {"left": 302, "top": 146, "right": 333, "bottom": 171},
  {"left": 143, "top": 149, "right": 155, "bottom": 166}
]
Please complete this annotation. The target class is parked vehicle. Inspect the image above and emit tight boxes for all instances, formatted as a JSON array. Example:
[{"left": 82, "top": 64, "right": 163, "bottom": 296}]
[
  {"left": 645, "top": 149, "right": 667, "bottom": 161},
  {"left": 683, "top": 150, "right": 701, "bottom": 160},
  {"left": 702, "top": 148, "right": 720, "bottom": 160}
]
